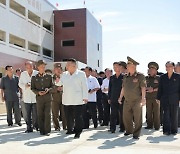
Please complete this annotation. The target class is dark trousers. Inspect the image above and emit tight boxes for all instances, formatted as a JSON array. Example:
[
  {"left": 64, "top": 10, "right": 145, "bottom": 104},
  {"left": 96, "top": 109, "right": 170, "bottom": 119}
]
[
  {"left": 110, "top": 102, "right": 124, "bottom": 131},
  {"left": 20, "top": 100, "right": 27, "bottom": 123},
  {"left": 52, "top": 100, "right": 67, "bottom": 130},
  {"left": 83, "top": 102, "right": 97, "bottom": 128},
  {"left": 163, "top": 103, "right": 178, "bottom": 134},
  {"left": 102, "top": 93, "right": 110, "bottom": 125},
  {"left": 24, "top": 103, "right": 38, "bottom": 131},
  {"left": 178, "top": 107, "right": 180, "bottom": 127},
  {"left": 5, "top": 101, "right": 21, "bottom": 125},
  {"left": 64, "top": 105, "right": 83, "bottom": 133},
  {"left": 36, "top": 98, "right": 51, "bottom": 134},
  {"left": 96, "top": 96, "right": 103, "bottom": 123}
]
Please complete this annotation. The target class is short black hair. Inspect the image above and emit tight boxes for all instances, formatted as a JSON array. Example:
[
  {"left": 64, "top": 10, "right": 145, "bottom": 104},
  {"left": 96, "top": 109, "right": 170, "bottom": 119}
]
[
  {"left": 67, "top": 58, "right": 77, "bottom": 64},
  {"left": 16, "top": 68, "right": 21, "bottom": 73},
  {"left": 5, "top": 65, "right": 13, "bottom": 70},
  {"left": 104, "top": 68, "right": 113, "bottom": 72},
  {"left": 176, "top": 62, "right": 180, "bottom": 66},
  {"left": 165, "top": 61, "right": 175, "bottom": 67},
  {"left": 81, "top": 68, "right": 85, "bottom": 71},
  {"left": 99, "top": 71, "right": 105, "bottom": 75},
  {"left": 85, "top": 66, "right": 93, "bottom": 72},
  {"left": 113, "top": 62, "right": 120, "bottom": 65}
]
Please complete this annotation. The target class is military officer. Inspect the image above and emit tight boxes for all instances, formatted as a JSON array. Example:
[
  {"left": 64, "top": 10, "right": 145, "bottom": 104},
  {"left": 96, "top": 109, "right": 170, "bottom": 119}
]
[
  {"left": 145, "top": 62, "right": 160, "bottom": 130},
  {"left": 157, "top": 61, "right": 180, "bottom": 135},
  {"left": 119, "top": 57, "right": 146, "bottom": 140},
  {"left": 52, "top": 63, "right": 67, "bottom": 131},
  {"left": 31, "top": 60, "right": 54, "bottom": 136}
]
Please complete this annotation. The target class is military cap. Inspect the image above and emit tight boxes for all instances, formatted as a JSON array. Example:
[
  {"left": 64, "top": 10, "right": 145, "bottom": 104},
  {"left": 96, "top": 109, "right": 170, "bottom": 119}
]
[
  {"left": 54, "top": 63, "right": 62, "bottom": 68},
  {"left": 127, "top": 56, "right": 139, "bottom": 65},
  {"left": 119, "top": 61, "right": 127, "bottom": 69},
  {"left": 36, "top": 60, "right": 47, "bottom": 67},
  {"left": 148, "top": 62, "right": 159, "bottom": 70}
]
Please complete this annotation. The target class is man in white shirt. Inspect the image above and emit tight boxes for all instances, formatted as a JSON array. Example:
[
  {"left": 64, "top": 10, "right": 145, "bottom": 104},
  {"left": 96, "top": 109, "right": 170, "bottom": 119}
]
[
  {"left": 19, "top": 61, "right": 38, "bottom": 133},
  {"left": 60, "top": 58, "right": 88, "bottom": 139},
  {"left": 83, "top": 67, "right": 100, "bottom": 129},
  {"left": 101, "top": 68, "right": 113, "bottom": 126}
]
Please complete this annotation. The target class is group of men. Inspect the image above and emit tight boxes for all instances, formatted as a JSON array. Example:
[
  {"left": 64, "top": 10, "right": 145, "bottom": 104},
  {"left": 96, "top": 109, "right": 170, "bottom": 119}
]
[{"left": 0, "top": 57, "right": 180, "bottom": 140}]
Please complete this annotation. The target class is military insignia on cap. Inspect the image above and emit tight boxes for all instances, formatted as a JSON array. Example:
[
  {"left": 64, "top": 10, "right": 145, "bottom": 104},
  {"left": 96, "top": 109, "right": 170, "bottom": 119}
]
[
  {"left": 148, "top": 62, "right": 159, "bottom": 70},
  {"left": 127, "top": 56, "right": 139, "bottom": 65}
]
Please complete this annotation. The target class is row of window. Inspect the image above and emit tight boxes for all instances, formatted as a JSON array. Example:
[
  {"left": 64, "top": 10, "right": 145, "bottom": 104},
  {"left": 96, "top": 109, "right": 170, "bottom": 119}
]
[
  {"left": 0, "top": 30, "right": 52, "bottom": 58},
  {"left": 0, "top": 0, "right": 53, "bottom": 32}
]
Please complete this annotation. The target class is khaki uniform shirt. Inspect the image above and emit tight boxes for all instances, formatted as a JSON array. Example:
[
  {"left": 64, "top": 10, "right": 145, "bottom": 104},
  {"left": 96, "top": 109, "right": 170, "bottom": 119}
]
[
  {"left": 146, "top": 75, "right": 160, "bottom": 99},
  {"left": 123, "top": 72, "right": 146, "bottom": 102}
]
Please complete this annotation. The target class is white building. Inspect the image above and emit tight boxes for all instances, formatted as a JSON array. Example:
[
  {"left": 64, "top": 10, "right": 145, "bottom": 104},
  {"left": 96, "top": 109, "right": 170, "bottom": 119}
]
[{"left": 0, "top": 0, "right": 55, "bottom": 75}]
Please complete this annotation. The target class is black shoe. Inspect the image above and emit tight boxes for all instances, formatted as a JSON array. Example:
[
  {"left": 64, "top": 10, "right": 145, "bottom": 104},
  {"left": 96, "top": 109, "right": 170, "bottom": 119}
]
[
  {"left": 119, "top": 129, "right": 125, "bottom": 132},
  {"left": 171, "top": 132, "right": 177, "bottom": 135},
  {"left": 55, "top": 128, "right": 60, "bottom": 131},
  {"left": 25, "top": 129, "right": 33, "bottom": 133},
  {"left": 124, "top": 132, "right": 131, "bottom": 136},
  {"left": 133, "top": 136, "right": 139, "bottom": 140},
  {"left": 8, "top": 124, "right": 13, "bottom": 126},
  {"left": 66, "top": 131, "right": 75, "bottom": 134},
  {"left": 74, "top": 132, "right": 81, "bottom": 139},
  {"left": 155, "top": 128, "right": 159, "bottom": 130},
  {"left": 145, "top": 126, "right": 153, "bottom": 129},
  {"left": 40, "top": 132, "right": 45, "bottom": 135},
  {"left": 45, "top": 133, "right": 50, "bottom": 136},
  {"left": 94, "top": 124, "right": 98, "bottom": 128},
  {"left": 163, "top": 132, "right": 170, "bottom": 136},
  {"left": 17, "top": 123, "right": 22, "bottom": 126},
  {"left": 108, "top": 129, "right": 115, "bottom": 133}
]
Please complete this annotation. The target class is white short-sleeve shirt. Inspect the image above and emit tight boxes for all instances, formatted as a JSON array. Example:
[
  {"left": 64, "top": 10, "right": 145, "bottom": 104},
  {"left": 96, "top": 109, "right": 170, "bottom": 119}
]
[{"left": 87, "top": 75, "right": 100, "bottom": 102}]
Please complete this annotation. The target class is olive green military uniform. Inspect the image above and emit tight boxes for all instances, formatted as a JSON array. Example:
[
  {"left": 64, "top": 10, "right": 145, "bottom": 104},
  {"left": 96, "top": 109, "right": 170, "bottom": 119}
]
[
  {"left": 123, "top": 57, "right": 146, "bottom": 137},
  {"left": 31, "top": 73, "right": 53, "bottom": 135},
  {"left": 52, "top": 74, "right": 67, "bottom": 130},
  {"left": 146, "top": 62, "right": 160, "bottom": 130}
]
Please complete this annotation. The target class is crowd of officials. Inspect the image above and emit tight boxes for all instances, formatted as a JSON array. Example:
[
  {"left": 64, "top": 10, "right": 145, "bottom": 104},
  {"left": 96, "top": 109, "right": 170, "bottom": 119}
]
[{"left": 0, "top": 57, "right": 180, "bottom": 140}]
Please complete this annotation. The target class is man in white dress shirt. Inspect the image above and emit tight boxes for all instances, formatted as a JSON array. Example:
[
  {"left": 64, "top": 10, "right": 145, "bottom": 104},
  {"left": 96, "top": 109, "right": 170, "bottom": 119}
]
[
  {"left": 83, "top": 67, "right": 100, "bottom": 129},
  {"left": 19, "top": 61, "right": 38, "bottom": 133},
  {"left": 60, "top": 58, "right": 88, "bottom": 139},
  {"left": 101, "top": 68, "right": 113, "bottom": 126}
]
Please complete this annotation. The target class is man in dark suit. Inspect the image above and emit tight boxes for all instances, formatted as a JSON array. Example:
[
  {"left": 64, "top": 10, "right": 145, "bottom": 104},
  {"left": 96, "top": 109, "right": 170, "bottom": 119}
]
[{"left": 157, "top": 61, "right": 180, "bottom": 135}]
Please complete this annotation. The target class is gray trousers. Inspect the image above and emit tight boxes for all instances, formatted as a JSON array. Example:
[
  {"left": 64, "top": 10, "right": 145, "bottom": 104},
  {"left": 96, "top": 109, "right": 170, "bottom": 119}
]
[{"left": 5, "top": 101, "right": 21, "bottom": 125}]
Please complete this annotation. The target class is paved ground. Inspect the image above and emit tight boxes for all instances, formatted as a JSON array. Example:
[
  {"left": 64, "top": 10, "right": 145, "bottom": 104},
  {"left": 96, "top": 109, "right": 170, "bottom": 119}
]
[{"left": 0, "top": 111, "right": 180, "bottom": 154}]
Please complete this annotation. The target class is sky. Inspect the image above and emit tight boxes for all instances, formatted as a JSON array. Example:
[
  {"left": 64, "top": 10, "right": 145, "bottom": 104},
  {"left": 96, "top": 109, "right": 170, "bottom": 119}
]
[{"left": 50, "top": 0, "right": 180, "bottom": 74}]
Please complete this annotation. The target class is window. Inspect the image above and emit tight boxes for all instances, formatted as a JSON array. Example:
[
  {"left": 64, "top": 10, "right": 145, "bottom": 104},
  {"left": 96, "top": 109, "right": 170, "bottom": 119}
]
[
  {"left": 28, "top": 41, "right": 40, "bottom": 53},
  {"left": 62, "top": 21, "right": 75, "bottom": 28},
  {"left": 98, "top": 60, "right": 100, "bottom": 67},
  {"left": 0, "top": 0, "right": 6, "bottom": 5},
  {"left": 97, "top": 43, "right": 100, "bottom": 51},
  {"left": 28, "top": 10, "right": 40, "bottom": 25},
  {"left": 62, "top": 40, "right": 75, "bottom": 47},
  {"left": 9, "top": 34, "right": 25, "bottom": 48},
  {"left": 43, "top": 48, "right": 52, "bottom": 57},
  {"left": 10, "top": 0, "right": 25, "bottom": 16},
  {"left": 43, "top": 20, "right": 53, "bottom": 32},
  {"left": 0, "top": 30, "right": 6, "bottom": 42}
]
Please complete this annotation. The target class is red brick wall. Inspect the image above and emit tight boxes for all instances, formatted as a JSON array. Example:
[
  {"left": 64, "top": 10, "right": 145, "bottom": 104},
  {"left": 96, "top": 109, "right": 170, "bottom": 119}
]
[{"left": 54, "top": 9, "right": 87, "bottom": 64}]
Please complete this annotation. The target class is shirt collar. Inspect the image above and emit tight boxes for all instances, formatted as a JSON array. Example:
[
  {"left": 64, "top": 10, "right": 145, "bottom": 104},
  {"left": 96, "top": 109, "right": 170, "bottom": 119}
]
[
  {"left": 38, "top": 73, "right": 46, "bottom": 77},
  {"left": 127, "top": 72, "right": 138, "bottom": 77}
]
